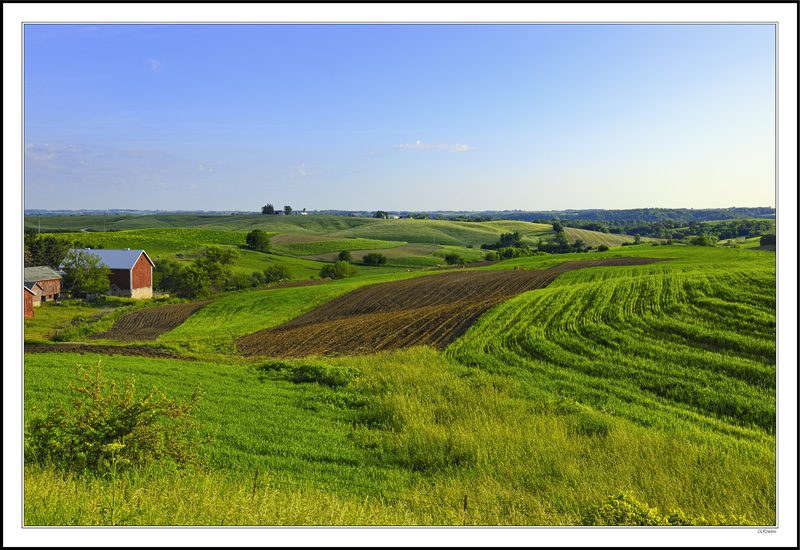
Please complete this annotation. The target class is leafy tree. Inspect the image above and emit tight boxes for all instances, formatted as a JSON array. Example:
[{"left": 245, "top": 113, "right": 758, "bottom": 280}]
[
  {"left": 596, "top": 244, "right": 610, "bottom": 252},
  {"left": 552, "top": 221, "right": 564, "bottom": 233},
  {"left": 444, "top": 252, "right": 465, "bottom": 265},
  {"left": 572, "top": 239, "right": 587, "bottom": 252},
  {"left": 362, "top": 252, "right": 388, "bottom": 266},
  {"left": 153, "top": 258, "right": 185, "bottom": 293},
  {"left": 483, "top": 251, "right": 498, "bottom": 261},
  {"left": 195, "top": 246, "right": 239, "bottom": 293},
  {"left": 179, "top": 263, "right": 212, "bottom": 299},
  {"left": 252, "top": 263, "right": 292, "bottom": 286},
  {"left": 373, "top": 211, "right": 388, "bottom": 219},
  {"left": 262, "top": 204, "right": 275, "bottom": 215},
  {"left": 26, "top": 234, "right": 73, "bottom": 269},
  {"left": 283, "top": 205, "right": 293, "bottom": 216},
  {"left": 633, "top": 234, "right": 642, "bottom": 244},
  {"left": 246, "top": 229, "right": 272, "bottom": 252},
  {"left": 320, "top": 261, "right": 359, "bottom": 280},
  {"left": 760, "top": 234, "right": 776, "bottom": 246},
  {"left": 60, "top": 250, "right": 111, "bottom": 298},
  {"left": 499, "top": 231, "right": 523, "bottom": 248},
  {"left": 338, "top": 250, "right": 352, "bottom": 262}
]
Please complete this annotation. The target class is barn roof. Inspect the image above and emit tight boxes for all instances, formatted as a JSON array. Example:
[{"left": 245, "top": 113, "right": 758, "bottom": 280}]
[
  {"left": 24, "top": 284, "right": 38, "bottom": 295},
  {"left": 24, "top": 266, "right": 62, "bottom": 282},
  {"left": 62, "top": 249, "right": 155, "bottom": 270}
]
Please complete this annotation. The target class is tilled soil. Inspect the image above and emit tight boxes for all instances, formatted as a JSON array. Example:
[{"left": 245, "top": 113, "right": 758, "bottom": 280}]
[
  {"left": 89, "top": 300, "right": 215, "bottom": 342},
  {"left": 24, "top": 343, "right": 200, "bottom": 361},
  {"left": 235, "top": 257, "right": 672, "bottom": 358}
]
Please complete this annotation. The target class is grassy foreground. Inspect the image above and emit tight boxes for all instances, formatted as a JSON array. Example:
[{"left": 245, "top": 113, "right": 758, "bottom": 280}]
[{"left": 23, "top": 246, "right": 776, "bottom": 526}]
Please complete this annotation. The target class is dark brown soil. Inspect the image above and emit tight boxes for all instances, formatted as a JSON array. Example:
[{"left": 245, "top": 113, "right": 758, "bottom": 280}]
[
  {"left": 235, "top": 257, "right": 672, "bottom": 358},
  {"left": 24, "top": 343, "right": 200, "bottom": 361},
  {"left": 89, "top": 300, "right": 215, "bottom": 342}
]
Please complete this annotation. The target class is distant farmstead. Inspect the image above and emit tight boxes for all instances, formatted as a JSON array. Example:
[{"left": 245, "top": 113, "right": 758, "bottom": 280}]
[
  {"left": 63, "top": 248, "right": 155, "bottom": 299},
  {"left": 24, "top": 266, "right": 62, "bottom": 305}
]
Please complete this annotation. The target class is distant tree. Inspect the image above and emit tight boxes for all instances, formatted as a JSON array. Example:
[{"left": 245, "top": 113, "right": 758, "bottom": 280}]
[
  {"left": 362, "top": 252, "right": 388, "bottom": 266},
  {"left": 633, "top": 234, "right": 642, "bottom": 244},
  {"left": 444, "top": 252, "right": 465, "bottom": 265},
  {"left": 283, "top": 205, "right": 293, "bottom": 216},
  {"left": 572, "top": 239, "right": 587, "bottom": 253},
  {"left": 483, "top": 251, "right": 498, "bottom": 261},
  {"left": 596, "top": 244, "right": 610, "bottom": 252},
  {"left": 228, "top": 272, "right": 253, "bottom": 291},
  {"left": 60, "top": 250, "right": 111, "bottom": 298},
  {"left": 552, "top": 221, "right": 564, "bottom": 233},
  {"left": 759, "top": 234, "right": 776, "bottom": 246},
  {"left": 338, "top": 250, "right": 352, "bottom": 262},
  {"left": 373, "top": 211, "right": 388, "bottom": 219},
  {"left": 253, "top": 263, "right": 292, "bottom": 286},
  {"left": 499, "top": 231, "right": 523, "bottom": 248},
  {"left": 262, "top": 204, "right": 275, "bottom": 215},
  {"left": 320, "top": 261, "right": 359, "bottom": 280},
  {"left": 24, "top": 248, "right": 35, "bottom": 268},
  {"left": 246, "top": 229, "right": 272, "bottom": 252}
]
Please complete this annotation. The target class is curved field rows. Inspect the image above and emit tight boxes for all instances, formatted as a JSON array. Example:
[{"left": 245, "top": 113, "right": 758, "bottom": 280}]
[
  {"left": 89, "top": 300, "right": 215, "bottom": 342},
  {"left": 235, "top": 257, "right": 671, "bottom": 357}
]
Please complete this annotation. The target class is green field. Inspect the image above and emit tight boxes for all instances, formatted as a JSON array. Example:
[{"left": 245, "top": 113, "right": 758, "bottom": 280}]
[{"left": 23, "top": 244, "right": 776, "bottom": 526}]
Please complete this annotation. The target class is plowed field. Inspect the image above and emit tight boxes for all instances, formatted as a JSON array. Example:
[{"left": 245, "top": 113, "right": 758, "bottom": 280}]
[
  {"left": 89, "top": 301, "right": 214, "bottom": 342},
  {"left": 235, "top": 257, "right": 672, "bottom": 357}
]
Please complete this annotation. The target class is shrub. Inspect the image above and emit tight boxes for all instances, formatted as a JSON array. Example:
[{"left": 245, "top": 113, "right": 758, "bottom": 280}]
[
  {"left": 362, "top": 252, "right": 387, "bottom": 266},
  {"left": 596, "top": 244, "right": 609, "bottom": 252},
  {"left": 25, "top": 360, "right": 211, "bottom": 473},
  {"left": 252, "top": 263, "right": 292, "bottom": 286},
  {"left": 581, "top": 492, "right": 750, "bottom": 526},
  {"left": 319, "top": 261, "right": 359, "bottom": 280},
  {"left": 443, "top": 252, "right": 465, "bottom": 265},
  {"left": 338, "top": 250, "right": 352, "bottom": 262},
  {"left": 759, "top": 234, "right": 776, "bottom": 246},
  {"left": 484, "top": 251, "right": 498, "bottom": 261}
]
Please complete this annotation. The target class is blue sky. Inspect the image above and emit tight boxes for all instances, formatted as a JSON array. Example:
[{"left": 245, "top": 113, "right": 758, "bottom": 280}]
[{"left": 23, "top": 23, "right": 776, "bottom": 212}]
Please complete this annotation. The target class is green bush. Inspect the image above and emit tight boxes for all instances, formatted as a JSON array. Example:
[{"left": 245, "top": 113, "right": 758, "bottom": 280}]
[
  {"left": 245, "top": 229, "right": 271, "bottom": 252},
  {"left": 361, "top": 252, "right": 387, "bottom": 266},
  {"left": 443, "top": 252, "right": 465, "bottom": 265},
  {"left": 338, "top": 250, "right": 352, "bottom": 262},
  {"left": 25, "top": 360, "right": 211, "bottom": 473},
  {"left": 256, "top": 361, "right": 360, "bottom": 387},
  {"left": 319, "top": 261, "right": 359, "bottom": 280},
  {"left": 581, "top": 492, "right": 750, "bottom": 526},
  {"left": 596, "top": 244, "right": 609, "bottom": 252}
]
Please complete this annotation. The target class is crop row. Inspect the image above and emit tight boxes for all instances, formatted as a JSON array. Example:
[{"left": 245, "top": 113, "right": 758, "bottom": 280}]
[{"left": 446, "top": 256, "right": 776, "bottom": 439}]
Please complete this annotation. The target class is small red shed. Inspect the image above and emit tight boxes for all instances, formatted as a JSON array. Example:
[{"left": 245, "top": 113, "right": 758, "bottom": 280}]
[{"left": 24, "top": 266, "right": 62, "bottom": 304}]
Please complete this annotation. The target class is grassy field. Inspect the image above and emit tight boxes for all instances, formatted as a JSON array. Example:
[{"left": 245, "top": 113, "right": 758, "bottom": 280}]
[{"left": 22, "top": 244, "right": 776, "bottom": 526}]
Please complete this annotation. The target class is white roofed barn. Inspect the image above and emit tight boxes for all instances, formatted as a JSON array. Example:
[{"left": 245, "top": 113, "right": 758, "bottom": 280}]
[{"left": 63, "top": 248, "right": 155, "bottom": 299}]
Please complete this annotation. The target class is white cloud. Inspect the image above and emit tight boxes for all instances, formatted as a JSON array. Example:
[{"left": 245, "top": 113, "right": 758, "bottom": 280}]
[
  {"left": 24, "top": 143, "right": 83, "bottom": 161},
  {"left": 296, "top": 164, "right": 307, "bottom": 177},
  {"left": 393, "top": 140, "right": 475, "bottom": 152},
  {"left": 145, "top": 59, "right": 163, "bottom": 72}
]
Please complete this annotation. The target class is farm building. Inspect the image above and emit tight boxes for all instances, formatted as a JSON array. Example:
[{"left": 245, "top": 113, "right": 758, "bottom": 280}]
[
  {"left": 24, "top": 266, "right": 62, "bottom": 305},
  {"left": 24, "top": 286, "right": 36, "bottom": 318},
  {"left": 63, "top": 248, "right": 155, "bottom": 299}
]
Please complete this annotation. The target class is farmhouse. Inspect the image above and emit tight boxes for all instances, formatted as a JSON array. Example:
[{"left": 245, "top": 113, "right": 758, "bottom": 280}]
[
  {"left": 24, "top": 286, "right": 36, "bottom": 318},
  {"left": 24, "top": 266, "right": 62, "bottom": 305},
  {"left": 64, "top": 248, "right": 155, "bottom": 299}
]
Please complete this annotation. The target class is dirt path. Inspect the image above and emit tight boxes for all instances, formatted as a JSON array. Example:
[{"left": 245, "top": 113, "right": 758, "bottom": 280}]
[{"left": 235, "top": 257, "right": 672, "bottom": 358}]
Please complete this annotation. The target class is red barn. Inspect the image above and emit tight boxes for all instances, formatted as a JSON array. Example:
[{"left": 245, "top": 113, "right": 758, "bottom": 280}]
[
  {"left": 24, "top": 266, "right": 62, "bottom": 304},
  {"left": 24, "top": 286, "right": 36, "bottom": 318},
  {"left": 64, "top": 248, "right": 155, "bottom": 299}
]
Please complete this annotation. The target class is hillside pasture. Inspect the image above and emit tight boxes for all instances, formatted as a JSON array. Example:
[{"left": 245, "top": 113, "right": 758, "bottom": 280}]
[{"left": 562, "top": 227, "right": 640, "bottom": 247}]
